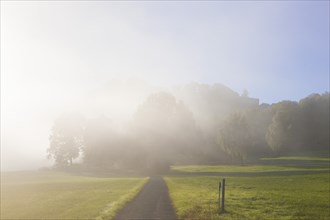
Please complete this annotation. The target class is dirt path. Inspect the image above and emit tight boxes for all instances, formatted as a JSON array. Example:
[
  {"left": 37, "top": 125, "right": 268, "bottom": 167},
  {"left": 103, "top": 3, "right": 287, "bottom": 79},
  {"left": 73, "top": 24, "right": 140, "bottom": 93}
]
[{"left": 114, "top": 176, "right": 177, "bottom": 220}]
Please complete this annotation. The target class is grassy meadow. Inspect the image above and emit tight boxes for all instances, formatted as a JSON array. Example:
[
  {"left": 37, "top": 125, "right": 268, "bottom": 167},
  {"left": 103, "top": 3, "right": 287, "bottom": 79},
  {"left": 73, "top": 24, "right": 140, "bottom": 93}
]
[
  {"left": 1, "top": 171, "right": 147, "bottom": 219},
  {"left": 165, "top": 157, "right": 330, "bottom": 220}
]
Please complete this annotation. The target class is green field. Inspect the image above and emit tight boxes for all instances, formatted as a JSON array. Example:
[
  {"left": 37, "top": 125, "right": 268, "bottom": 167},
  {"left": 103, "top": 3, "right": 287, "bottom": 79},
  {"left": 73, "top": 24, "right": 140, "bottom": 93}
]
[
  {"left": 1, "top": 171, "right": 147, "bottom": 219},
  {"left": 166, "top": 158, "right": 330, "bottom": 220},
  {"left": 261, "top": 156, "right": 330, "bottom": 161},
  {"left": 2, "top": 158, "right": 329, "bottom": 220},
  {"left": 171, "top": 165, "right": 328, "bottom": 173}
]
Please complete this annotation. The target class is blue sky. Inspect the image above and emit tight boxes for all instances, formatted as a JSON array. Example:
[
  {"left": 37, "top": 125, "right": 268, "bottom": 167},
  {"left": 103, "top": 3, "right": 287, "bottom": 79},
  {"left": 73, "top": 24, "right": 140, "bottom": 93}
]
[
  {"left": 138, "top": 1, "right": 330, "bottom": 102},
  {"left": 1, "top": 1, "right": 329, "bottom": 170},
  {"left": 2, "top": 1, "right": 329, "bottom": 104}
]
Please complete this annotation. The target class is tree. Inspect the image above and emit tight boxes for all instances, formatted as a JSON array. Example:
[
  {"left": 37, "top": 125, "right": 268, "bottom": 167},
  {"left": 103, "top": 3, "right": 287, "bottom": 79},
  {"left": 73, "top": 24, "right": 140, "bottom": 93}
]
[
  {"left": 266, "top": 101, "right": 300, "bottom": 154},
  {"left": 217, "top": 112, "right": 252, "bottom": 164},
  {"left": 47, "top": 113, "right": 84, "bottom": 168},
  {"left": 243, "top": 107, "right": 273, "bottom": 158},
  {"left": 83, "top": 115, "right": 120, "bottom": 170},
  {"left": 299, "top": 93, "right": 329, "bottom": 151},
  {"left": 131, "top": 92, "right": 202, "bottom": 173}
]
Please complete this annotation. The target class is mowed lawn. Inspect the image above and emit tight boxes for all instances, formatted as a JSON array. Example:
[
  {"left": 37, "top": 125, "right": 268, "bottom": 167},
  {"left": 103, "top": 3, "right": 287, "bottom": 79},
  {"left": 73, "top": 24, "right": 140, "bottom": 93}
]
[
  {"left": 165, "top": 158, "right": 330, "bottom": 220},
  {"left": 1, "top": 171, "right": 147, "bottom": 219}
]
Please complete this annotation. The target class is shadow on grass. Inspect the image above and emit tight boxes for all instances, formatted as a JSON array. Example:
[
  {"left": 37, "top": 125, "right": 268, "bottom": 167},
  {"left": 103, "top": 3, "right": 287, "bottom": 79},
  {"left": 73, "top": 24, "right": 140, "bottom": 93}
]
[
  {"left": 259, "top": 160, "right": 330, "bottom": 169},
  {"left": 169, "top": 169, "right": 329, "bottom": 177}
]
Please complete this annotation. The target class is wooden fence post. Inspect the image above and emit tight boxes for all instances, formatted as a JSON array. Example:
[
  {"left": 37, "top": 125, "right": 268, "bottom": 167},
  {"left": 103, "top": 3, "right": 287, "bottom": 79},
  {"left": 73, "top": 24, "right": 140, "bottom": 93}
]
[
  {"left": 218, "top": 181, "right": 221, "bottom": 212},
  {"left": 221, "top": 178, "right": 225, "bottom": 213}
]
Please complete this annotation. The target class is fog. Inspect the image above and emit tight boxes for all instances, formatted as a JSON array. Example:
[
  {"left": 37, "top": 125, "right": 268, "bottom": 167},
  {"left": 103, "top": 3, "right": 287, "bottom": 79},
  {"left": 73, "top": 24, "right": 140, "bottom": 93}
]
[
  {"left": 1, "top": 78, "right": 160, "bottom": 170},
  {"left": 1, "top": 1, "right": 329, "bottom": 171}
]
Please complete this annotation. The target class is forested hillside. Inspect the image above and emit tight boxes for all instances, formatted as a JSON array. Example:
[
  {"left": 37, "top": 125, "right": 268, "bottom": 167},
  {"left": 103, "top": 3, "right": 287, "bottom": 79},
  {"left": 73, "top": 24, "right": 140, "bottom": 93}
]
[{"left": 47, "top": 81, "right": 329, "bottom": 172}]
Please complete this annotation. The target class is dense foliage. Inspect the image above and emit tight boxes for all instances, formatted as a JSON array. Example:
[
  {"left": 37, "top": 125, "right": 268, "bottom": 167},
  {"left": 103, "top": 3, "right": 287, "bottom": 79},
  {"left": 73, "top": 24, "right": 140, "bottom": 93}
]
[{"left": 47, "top": 83, "right": 329, "bottom": 171}]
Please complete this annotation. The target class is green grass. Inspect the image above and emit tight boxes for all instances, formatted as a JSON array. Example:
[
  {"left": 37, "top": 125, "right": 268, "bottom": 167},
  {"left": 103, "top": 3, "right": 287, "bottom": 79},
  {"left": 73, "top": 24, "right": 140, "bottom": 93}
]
[
  {"left": 171, "top": 165, "right": 328, "bottom": 173},
  {"left": 1, "top": 171, "right": 147, "bottom": 219},
  {"left": 261, "top": 156, "right": 330, "bottom": 161},
  {"left": 165, "top": 157, "right": 330, "bottom": 220}
]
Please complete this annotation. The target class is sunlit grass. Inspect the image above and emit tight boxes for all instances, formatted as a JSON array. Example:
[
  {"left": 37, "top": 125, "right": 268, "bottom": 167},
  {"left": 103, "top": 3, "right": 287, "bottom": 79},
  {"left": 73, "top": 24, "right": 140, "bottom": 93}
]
[
  {"left": 165, "top": 174, "right": 330, "bottom": 220},
  {"left": 165, "top": 160, "right": 330, "bottom": 220},
  {"left": 1, "top": 171, "right": 147, "bottom": 219},
  {"left": 171, "top": 165, "right": 328, "bottom": 173}
]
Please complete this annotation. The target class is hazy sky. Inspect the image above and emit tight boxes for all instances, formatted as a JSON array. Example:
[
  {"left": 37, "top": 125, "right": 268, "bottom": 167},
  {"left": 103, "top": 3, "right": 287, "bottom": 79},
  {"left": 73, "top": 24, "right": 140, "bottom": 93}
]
[{"left": 1, "top": 1, "right": 329, "bottom": 170}]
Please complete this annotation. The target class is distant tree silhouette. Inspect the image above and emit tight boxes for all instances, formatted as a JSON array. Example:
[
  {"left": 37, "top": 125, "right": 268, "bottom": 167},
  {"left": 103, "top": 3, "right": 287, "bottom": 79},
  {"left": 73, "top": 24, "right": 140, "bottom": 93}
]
[
  {"left": 298, "top": 93, "right": 329, "bottom": 151},
  {"left": 265, "top": 95, "right": 329, "bottom": 155},
  {"left": 47, "top": 113, "right": 84, "bottom": 168},
  {"left": 132, "top": 92, "right": 202, "bottom": 173},
  {"left": 265, "top": 101, "right": 301, "bottom": 154},
  {"left": 242, "top": 107, "right": 273, "bottom": 158},
  {"left": 83, "top": 115, "right": 122, "bottom": 169},
  {"left": 46, "top": 83, "right": 329, "bottom": 170},
  {"left": 217, "top": 113, "right": 252, "bottom": 163}
]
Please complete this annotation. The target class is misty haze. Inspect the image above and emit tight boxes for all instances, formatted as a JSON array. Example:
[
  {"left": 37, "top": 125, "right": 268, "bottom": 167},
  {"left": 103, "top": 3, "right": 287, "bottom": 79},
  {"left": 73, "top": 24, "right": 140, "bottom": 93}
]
[{"left": 1, "top": 1, "right": 329, "bottom": 220}]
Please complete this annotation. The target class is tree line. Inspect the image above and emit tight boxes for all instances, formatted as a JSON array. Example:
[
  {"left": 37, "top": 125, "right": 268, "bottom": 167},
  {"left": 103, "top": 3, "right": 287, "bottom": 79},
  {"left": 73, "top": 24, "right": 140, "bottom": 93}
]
[{"left": 47, "top": 83, "right": 329, "bottom": 172}]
